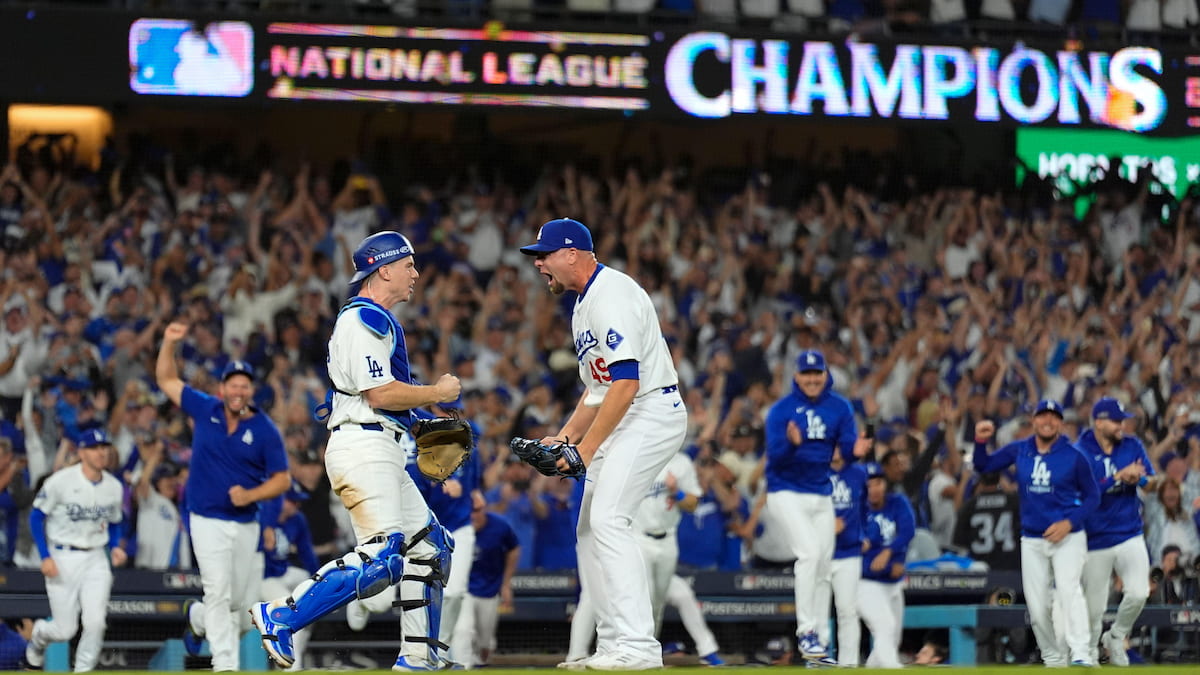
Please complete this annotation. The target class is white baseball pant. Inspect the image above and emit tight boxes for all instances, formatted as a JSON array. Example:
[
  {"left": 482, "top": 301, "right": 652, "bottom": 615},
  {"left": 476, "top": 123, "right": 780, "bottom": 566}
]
[
  {"left": 1022, "top": 531, "right": 1090, "bottom": 665},
  {"left": 815, "top": 556, "right": 861, "bottom": 665},
  {"left": 636, "top": 531, "right": 677, "bottom": 635},
  {"left": 323, "top": 428, "right": 444, "bottom": 663},
  {"left": 576, "top": 392, "right": 684, "bottom": 663},
  {"left": 452, "top": 593, "right": 500, "bottom": 668},
  {"left": 857, "top": 578, "right": 903, "bottom": 668},
  {"left": 190, "top": 514, "right": 261, "bottom": 671},
  {"left": 1082, "top": 534, "right": 1150, "bottom": 663},
  {"left": 665, "top": 575, "right": 719, "bottom": 658},
  {"left": 566, "top": 589, "right": 597, "bottom": 662},
  {"left": 767, "top": 491, "right": 835, "bottom": 639},
  {"left": 30, "top": 548, "right": 112, "bottom": 672},
  {"left": 442, "top": 522, "right": 476, "bottom": 664}
]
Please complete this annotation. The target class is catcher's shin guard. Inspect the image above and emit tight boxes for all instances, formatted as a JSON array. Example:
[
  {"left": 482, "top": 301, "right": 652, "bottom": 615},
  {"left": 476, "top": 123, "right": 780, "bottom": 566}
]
[
  {"left": 397, "top": 515, "right": 456, "bottom": 663},
  {"left": 268, "top": 533, "right": 405, "bottom": 630}
]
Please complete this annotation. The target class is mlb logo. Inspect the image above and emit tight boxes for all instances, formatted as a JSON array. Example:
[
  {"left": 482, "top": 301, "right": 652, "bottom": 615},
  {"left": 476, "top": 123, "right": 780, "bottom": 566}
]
[{"left": 129, "top": 19, "right": 254, "bottom": 97}]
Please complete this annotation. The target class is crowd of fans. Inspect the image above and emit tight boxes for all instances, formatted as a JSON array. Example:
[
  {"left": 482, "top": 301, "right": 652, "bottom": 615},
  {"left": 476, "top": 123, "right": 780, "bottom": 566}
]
[{"left": 0, "top": 127, "right": 1199, "bottom": 613}]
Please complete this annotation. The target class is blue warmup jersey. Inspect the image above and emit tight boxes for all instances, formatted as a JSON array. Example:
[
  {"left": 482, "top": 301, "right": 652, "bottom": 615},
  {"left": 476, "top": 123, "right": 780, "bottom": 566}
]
[
  {"left": 764, "top": 376, "right": 859, "bottom": 495},
  {"left": 832, "top": 463, "right": 868, "bottom": 560},
  {"left": 861, "top": 492, "right": 915, "bottom": 583},
  {"left": 973, "top": 435, "right": 1099, "bottom": 539},
  {"left": 264, "top": 510, "right": 321, "bottom": 578},
  {"left": 180, "top": 386, "right": 289, "bottom": 522},
  {"left": 535, "top": 490, "right": 579, "bottom": 570},
  {"left": 469, "top": 513, "right": 520, "bottom": 598},
  {"left": 1076, "top": 429, "right": 1154, "bottom": 551}
]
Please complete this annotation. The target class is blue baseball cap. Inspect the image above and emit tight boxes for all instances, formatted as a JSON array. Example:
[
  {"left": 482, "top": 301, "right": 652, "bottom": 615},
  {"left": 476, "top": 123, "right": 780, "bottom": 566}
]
[
  {"left": 78, "top": 428, "right": 112, "bottom": 448},
  {"left": 1034, "top": 399, "right": 1064, "bottom": 418},
  {"left": 221, "top": 360, "right": 255, "bottom": 382},
  {"left": 796, "top": 349, "right": 827, "bottom": 373},
  {"left": 1092, "top": 397, "right": 1133, "bottom": 421},
  {"left": 519, "top": 218, "right": 593, "bottom": 255}
]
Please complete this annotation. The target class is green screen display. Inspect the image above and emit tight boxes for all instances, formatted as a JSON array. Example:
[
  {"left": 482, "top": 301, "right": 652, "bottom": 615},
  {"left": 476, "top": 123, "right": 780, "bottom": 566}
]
[{"left": 1015, "top": 127, "right": 1200, "bottom": 219}]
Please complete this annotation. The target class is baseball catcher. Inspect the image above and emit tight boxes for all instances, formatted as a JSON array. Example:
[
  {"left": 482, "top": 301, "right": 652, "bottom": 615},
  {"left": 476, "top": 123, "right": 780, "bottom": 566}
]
[
  {"left": 411, "top": 417, "right": 473, "bottom": 483},
  {"left": 509, "top": 436, "right": 586, "bottom": 479}
]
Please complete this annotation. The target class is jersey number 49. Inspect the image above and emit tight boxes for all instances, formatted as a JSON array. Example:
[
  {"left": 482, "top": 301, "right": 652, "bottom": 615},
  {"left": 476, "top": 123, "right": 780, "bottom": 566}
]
[{"left": 588, "top": 358, "right": 611, "bottom": 384}]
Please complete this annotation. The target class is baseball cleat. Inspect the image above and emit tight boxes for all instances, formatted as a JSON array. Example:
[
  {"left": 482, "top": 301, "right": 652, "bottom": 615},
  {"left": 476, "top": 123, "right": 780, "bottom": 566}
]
[
  {"left": 557, "top": 655, "right": 593, "bottom": 670},
  {"left": 182, "top": 599, "right": 205, "bottom": 656},
  {"left": 699, "top": 652, "right": 726, "bottom": 666},
  {"left": 249, "top": 602, "right": 295, "bottom": 668},
  {"left": 1102, "top": 632, "right": 1129, "bottom": 667},
  {"left": 392, "top": 655, "right": 458, "bottom": 671},
  {"left": 798, "top": 632, "right": 827, "bottom": 660},
  {"left": 661, "top": 641, "right": 686, "bottom": 656}
]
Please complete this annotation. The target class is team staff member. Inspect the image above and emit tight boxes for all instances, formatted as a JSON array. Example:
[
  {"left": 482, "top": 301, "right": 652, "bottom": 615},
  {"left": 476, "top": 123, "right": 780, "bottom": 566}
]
[
  {"left": 250, "top": 231, "right": 462, "bottom": 672},
  {"left": 1078, "top": 397, "right": 1155, "bottom": 667},
  {"left": 157, "top": 335, "right": 290, "bottom": 673},
  {"left": 857, "top": 468, "right": 915, "bottom": 669},
  {"left": 24, "top": 429, "right": 125, "bottom": 672},
  {"left": 520, "top": 218, "right": 686, "bottom": 671},
  {"left": 973, "top": 399, "right": 1100, "bottom": 667},
  {"left": 455, "top": 505, "right": 520, "bottom": 669},
  {"left": 763, "top": 350, "right": 870, "bottom": 661}
]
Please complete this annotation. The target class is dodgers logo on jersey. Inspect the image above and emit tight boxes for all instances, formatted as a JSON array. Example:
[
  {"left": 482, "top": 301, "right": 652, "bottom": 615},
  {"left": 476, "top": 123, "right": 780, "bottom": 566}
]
[
  {"left": 1029, "top": 455, "right": 1052, "bottom": 493},
  {"left": 575, "top": 330, "right": 598, "bottom": 361},
  {"left": 805, "top": 411, "right": 827, "bottom": 440},
  {"left": 872, "top": 513, "right": 898, "bottom": 545},
  {"left": 831, "top": 476, "right": 851, "bottom": 510},
  {"left": 605, "top": 328, "right": 624, "bottom": 350},
  {"left": 66, "top": 503, "right": 114, "bottom": 522}
]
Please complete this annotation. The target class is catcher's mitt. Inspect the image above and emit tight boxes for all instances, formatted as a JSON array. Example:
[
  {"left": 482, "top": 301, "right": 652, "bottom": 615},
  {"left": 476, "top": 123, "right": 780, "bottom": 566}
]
[
  {"left": 509, "top": 437, "right": 586, "bottom": 479},
  {"left": 411, "top": 418, "right": 473, "bottom": 483}
]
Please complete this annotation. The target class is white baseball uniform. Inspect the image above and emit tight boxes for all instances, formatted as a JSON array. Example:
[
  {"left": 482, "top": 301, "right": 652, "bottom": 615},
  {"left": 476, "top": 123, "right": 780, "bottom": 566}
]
[
  {"left": 635, "top": 452, "right": 702, "bottom": 633},
  {"left": 136, "top": 488, "right": 191, "bottom": 570},
  {"left": 29, "top": 463, "right": 123, "bottom": 673},
  {"left": 568, "top": 452, "right": 703, "bottom": 661},
  {"left": 265, "top": 295, "right": 447, "bottom": 667},
  {"left": 572, "top": 264, "right": 686, "bottom": 665}
]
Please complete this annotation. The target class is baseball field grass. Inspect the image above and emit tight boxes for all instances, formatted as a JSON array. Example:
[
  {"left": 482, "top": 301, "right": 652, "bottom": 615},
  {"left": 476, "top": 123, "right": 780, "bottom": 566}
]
[{"left": 93, "top": 662, "right": 1200, "bottom": 667}]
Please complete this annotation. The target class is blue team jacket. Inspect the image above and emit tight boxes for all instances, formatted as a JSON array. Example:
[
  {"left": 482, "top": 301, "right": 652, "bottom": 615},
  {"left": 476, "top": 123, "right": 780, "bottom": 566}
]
[
  {"left": 764, "top": 375, "right": 858, "bottom": 495},
  {"left": 832, "top": 463, "right": 868, "bottom": 559},
  {"left": 861, "top": 491, "right": 915, "bottom": 583},
  {"left": 973, "top": 434, "right": 1100, "bottom": 539},
  {"left": 1076, "top": 429, "right": 1154, "bottom": 551}
]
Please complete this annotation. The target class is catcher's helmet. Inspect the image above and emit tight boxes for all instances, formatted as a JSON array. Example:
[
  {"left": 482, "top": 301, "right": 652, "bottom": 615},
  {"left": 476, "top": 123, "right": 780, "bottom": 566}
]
[{"left": 349, "top": 231, "right": 414, "bottom": 285}]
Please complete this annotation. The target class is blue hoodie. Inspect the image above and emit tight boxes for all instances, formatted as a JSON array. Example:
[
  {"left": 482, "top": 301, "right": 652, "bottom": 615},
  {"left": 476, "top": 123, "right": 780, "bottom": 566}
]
[
  {"left": 861, "top": 491, "right": 916, "bottom": 583},
  {"left": 765, "top": 373, "right": 859, "bottom": 495},
  {"left": 973, "top": 434, "right": 1100, "bottom": 539},
  {"left": 832, "top": 462, "right": 868, "bottom": 559},
  {"left": 1075, "top": 429, "right": 1154, "bottom": 551}
]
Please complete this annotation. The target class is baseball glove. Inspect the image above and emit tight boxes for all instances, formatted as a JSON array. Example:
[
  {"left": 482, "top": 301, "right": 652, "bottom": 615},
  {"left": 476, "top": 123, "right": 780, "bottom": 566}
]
[
  {"left": 509, "top": 437, "right": 586, "bottom": 479},
  {"left": 411, "top": 418, "right": 473, "bottom": 483}
]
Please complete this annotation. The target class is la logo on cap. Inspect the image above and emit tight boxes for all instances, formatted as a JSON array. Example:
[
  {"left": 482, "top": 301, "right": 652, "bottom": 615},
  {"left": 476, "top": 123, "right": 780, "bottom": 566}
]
[{"left": 807, "top": 354, "right": 816, "bottom": 364}]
